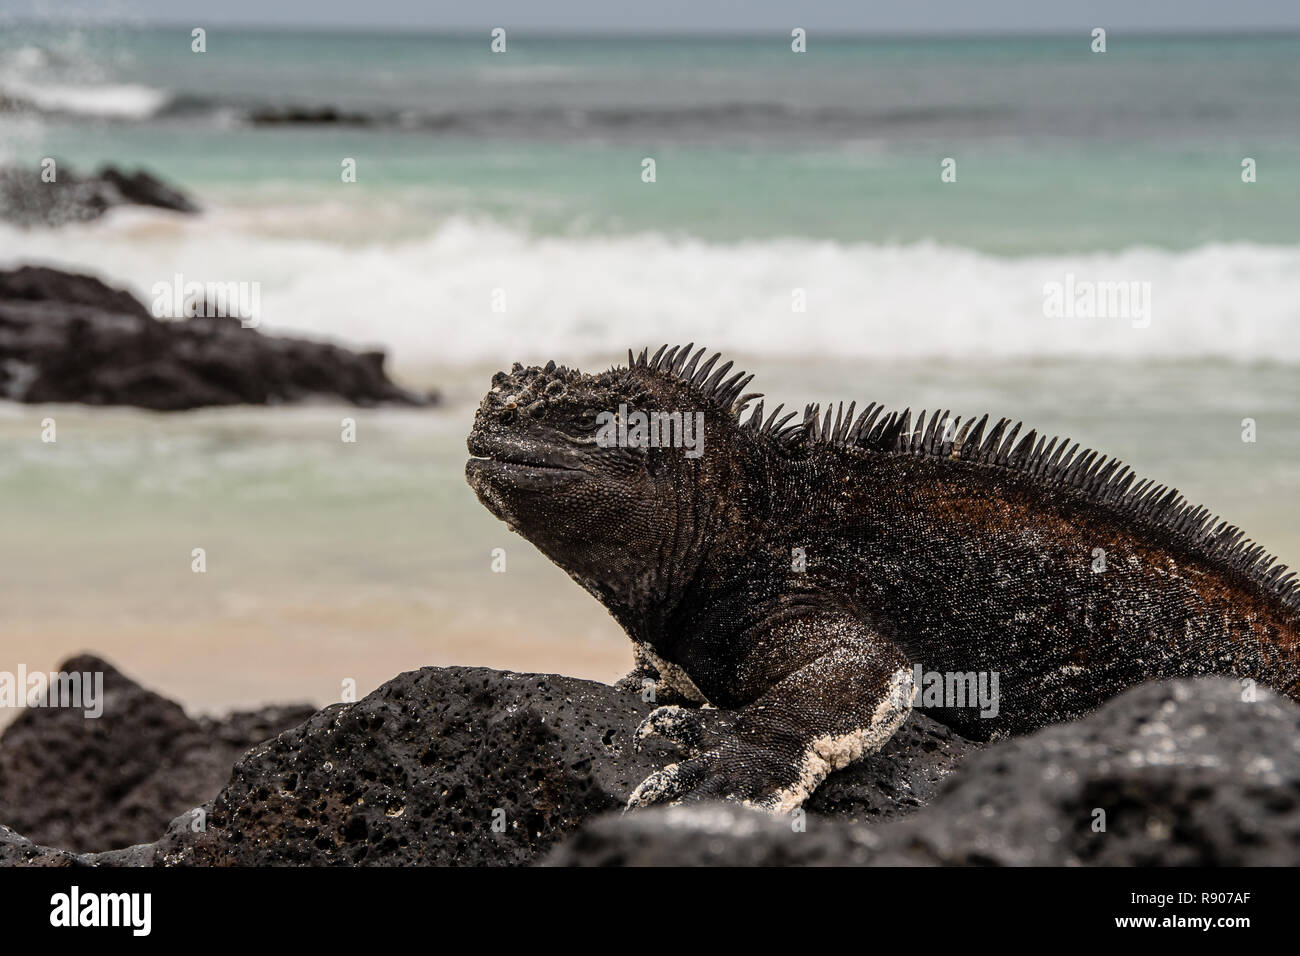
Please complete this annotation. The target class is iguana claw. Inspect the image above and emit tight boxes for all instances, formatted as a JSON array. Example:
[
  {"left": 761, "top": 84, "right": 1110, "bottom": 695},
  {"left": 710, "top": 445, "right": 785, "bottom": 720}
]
[{"left": 626, "top": 739, "right": 801, "bottom": 812}]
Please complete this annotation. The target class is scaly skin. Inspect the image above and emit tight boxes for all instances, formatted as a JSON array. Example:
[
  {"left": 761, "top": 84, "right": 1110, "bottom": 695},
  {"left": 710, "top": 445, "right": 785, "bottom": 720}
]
[{"left": 466, "top": 345, "right": 1300, "bottom": 812}]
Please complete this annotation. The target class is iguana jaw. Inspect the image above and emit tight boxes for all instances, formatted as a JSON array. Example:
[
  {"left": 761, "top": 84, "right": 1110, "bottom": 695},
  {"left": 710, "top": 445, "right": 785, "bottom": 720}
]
[{"left": 466, "top": 432, "right": 586, "bottom": 491}]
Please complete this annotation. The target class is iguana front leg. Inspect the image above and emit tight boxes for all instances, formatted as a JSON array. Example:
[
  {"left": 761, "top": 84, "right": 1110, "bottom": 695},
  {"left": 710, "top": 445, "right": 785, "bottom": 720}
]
[{"left": 628, "top": 613, "right": 913, "bottom": 813}]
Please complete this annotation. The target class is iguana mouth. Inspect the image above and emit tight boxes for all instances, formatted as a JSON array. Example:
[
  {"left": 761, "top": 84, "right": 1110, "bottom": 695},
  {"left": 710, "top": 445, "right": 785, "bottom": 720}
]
[{"left": 466, "top": 433, "right": 585, "bottom": 487}]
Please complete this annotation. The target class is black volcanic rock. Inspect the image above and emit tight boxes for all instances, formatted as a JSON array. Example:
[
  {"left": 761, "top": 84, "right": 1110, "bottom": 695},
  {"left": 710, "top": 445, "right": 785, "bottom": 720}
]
[
  {"left": 97, "top": 166, "right": 200, "bottom": 213},
  {"left": 0, "top": 661, "right": 974, "bottom": 866},
  {"left": 542, "top": 803, "right": 875, "bottom": 866},
  {"left": 0, "top": 265, "right": 437, "bottom": 409},
  {"left": 172, "top": 667, "right": 692, "bottom": 866},
  {"left": 868, "top": 677, "right": 1300, "bottom": 866},
  {"left": 0, "top": 825, "right": 82, "bottom": 867},
  {"left": 157, "top": 666, "right": 971, "bottom": 866},
  {"left": 3, "top": 661, "right": 1294, "bottom": 868},
  {"left": 248, "top": 106, "right": 373, "bottom": 126},
  {"left": 0, "top": 654, "right": 314, "bottom": 854},
  {"left": 0, "top": 162, "right": 199, "bottom": 227},
  {"left": 0, "top": 264, "right": 152, "bottom": 317},
  {"left": 547, "top": 679, "right": 1300, "bottom": 866}
]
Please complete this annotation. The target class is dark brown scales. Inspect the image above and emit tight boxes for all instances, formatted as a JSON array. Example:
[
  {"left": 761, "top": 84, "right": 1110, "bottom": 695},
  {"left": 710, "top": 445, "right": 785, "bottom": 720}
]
[{"left": 627, "top": 343, "right": 1299, "bottom": 612}]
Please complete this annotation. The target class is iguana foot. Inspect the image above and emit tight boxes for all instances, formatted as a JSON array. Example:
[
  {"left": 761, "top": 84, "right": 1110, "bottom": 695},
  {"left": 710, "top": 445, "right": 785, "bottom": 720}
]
[
  {"left": 627, "top": 638, "right": 914, "bottom": 814},
  {"left": 626, "top": 734, "right": 807, "bottom": 812},
  {"left": 629, "top": 706, "right": 806, "bottom": 811},
  {"left": 633, "top": 704, "right": 734, "bottom": 752}
]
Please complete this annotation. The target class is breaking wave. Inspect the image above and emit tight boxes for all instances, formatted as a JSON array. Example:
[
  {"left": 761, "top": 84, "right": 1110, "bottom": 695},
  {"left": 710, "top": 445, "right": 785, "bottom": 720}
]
[
  {"left": 2, "top": 211, "right": 1298, "bottom": 367},
  {"left": 3, "top": 79, "right": 171, "bottom": 119}
]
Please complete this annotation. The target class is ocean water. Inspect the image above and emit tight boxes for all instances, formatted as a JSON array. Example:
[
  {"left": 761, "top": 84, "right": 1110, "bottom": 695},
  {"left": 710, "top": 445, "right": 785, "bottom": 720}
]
[{"left": 0, "top": 24, "right": 1297, "bottom": 715}]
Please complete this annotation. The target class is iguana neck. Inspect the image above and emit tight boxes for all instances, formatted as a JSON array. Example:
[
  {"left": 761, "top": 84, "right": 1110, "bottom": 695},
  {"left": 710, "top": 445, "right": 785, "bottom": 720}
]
[{"left": 605, "top": 436, "right": 768, "bottom": 647}]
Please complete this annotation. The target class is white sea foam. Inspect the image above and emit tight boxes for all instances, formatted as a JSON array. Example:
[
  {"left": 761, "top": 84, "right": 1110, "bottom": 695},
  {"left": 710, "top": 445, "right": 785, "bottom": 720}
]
[
  {"left": 1, "top": 78, "right": 171, "bottom": 119},
  {"left": 2, "top": 211, "right": 1298, "bottom": 367},
  {"left": 0, "top": 39, "right": 170, "bottom": 120}
]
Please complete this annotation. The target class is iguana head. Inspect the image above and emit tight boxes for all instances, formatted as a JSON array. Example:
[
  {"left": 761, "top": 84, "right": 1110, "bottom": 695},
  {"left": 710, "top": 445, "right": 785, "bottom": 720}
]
[{"left": 466, "top": 346, "right": 757, "bottom": 619}]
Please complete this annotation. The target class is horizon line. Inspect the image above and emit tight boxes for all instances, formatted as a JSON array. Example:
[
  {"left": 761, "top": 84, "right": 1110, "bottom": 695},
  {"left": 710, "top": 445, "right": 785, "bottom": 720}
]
[{"left": 3, "top": 17, "right": 1300, "bottom": 39}]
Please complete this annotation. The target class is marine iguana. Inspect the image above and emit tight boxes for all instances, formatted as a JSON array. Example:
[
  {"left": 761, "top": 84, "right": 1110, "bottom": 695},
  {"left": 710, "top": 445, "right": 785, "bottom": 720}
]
[{"left": 466, "top": 345, "right": 1300, "bottom": 812}]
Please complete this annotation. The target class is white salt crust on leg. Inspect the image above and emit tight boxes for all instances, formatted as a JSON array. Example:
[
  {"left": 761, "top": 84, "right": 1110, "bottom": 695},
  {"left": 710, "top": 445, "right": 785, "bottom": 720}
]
[{"left": 751, "top": 665, "right": 915, "bottom": 815}]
